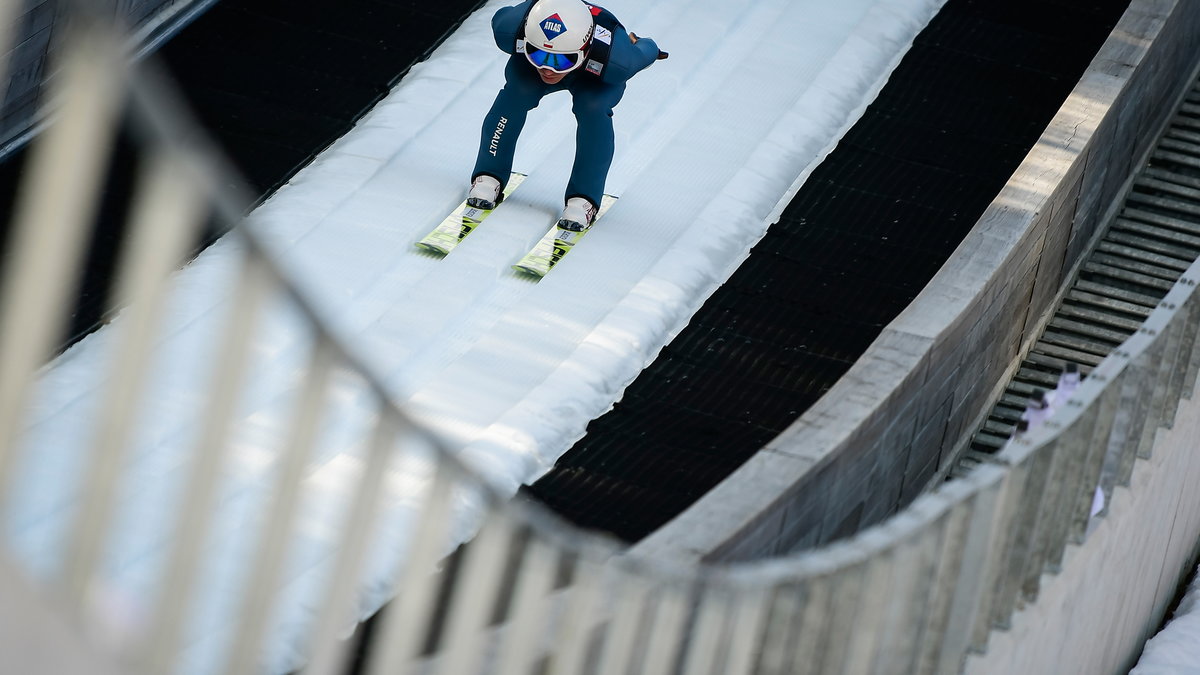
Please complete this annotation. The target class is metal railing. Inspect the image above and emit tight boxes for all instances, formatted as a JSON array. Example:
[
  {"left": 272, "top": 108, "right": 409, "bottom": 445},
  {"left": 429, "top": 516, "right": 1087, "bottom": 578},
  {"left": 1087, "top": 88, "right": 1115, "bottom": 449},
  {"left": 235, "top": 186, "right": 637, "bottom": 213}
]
[
  {"left": 4, "top": 6, "right": 1200, "bottom": 675},
  {"left": 0, "top": 12, "right": 639, "bottom": 675}
]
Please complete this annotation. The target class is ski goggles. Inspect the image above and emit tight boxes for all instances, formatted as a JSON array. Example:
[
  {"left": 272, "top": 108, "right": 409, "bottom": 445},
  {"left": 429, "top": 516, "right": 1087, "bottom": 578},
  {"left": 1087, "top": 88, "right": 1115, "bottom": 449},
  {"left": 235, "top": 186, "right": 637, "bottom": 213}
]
[{"left": 524, "top": 43, "right": 585, "bottom": 73}]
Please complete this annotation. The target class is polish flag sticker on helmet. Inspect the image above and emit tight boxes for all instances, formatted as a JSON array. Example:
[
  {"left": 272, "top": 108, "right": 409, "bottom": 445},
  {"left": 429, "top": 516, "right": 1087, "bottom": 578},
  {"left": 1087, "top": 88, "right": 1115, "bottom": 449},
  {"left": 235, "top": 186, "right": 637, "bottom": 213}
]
[{"left": 540, "top": 13, "right": 568, "bottom": 39}]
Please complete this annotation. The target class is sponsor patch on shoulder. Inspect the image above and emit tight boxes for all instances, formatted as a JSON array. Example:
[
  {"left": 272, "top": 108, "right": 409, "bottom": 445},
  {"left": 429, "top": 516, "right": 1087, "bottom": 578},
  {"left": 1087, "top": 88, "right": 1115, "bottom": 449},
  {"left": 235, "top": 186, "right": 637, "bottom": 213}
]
[
  {"left": 586, "top": 59, "right": 604, "bottom": 75},
  {"left": 593, "top": 25, "right": 612, "bottom": 44}
]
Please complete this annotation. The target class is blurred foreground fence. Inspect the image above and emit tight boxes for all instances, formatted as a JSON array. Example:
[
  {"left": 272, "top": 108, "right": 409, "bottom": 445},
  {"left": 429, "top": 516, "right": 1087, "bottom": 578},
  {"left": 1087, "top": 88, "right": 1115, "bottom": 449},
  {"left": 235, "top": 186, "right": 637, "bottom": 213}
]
[
  {"left": 3, "top": 4, "right": 1200, "bottom": 675},
  {"left": 0, "top": 0, "right": 212, "bottom": 156}
]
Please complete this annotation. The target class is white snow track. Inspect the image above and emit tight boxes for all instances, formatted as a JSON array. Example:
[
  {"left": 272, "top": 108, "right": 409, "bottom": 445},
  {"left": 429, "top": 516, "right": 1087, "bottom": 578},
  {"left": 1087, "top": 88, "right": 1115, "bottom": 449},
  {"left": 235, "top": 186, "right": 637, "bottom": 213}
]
[{"left": 5, "top": 0, "right": 945, "bottom": 672}]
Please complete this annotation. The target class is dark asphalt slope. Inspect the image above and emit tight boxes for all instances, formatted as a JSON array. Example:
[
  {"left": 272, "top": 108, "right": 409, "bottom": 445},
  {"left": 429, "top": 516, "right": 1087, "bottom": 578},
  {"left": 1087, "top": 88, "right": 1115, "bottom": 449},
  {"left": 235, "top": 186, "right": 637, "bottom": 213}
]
[
  {"left": 523, "top": 0, "right": 1132, "bottom": 542},
  {"left": 158, "top": 0, "right": 488, "bottom": 198}
]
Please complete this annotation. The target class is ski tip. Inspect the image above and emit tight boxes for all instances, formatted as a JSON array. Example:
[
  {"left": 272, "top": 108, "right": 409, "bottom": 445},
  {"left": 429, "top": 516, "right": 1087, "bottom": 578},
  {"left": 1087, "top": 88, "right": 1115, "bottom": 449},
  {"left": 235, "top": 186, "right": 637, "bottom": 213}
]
[
  {"left": 415, "top": 241, "right": 450, "bottom": 256},
  {"left": 512, "top": 264, "right": 548, "bottom": 278}
]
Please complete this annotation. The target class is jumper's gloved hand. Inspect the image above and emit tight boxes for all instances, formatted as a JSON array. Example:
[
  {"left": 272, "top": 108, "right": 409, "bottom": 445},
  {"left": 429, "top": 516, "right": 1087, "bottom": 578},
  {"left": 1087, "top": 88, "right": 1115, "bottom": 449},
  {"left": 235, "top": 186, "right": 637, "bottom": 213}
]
[{"left": 629, "top": 32, "right": 668, "bottom": 59}]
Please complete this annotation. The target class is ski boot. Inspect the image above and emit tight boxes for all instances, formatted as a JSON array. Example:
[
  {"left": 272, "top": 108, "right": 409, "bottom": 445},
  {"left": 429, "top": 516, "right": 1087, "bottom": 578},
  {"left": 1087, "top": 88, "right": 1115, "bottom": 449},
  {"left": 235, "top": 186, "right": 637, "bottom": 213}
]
[
  {"left": 557, "top": 197, "right": 598, "bottom": 232},
  {"left": 467, "top": 174, "right": 502, "bottom": 210}
]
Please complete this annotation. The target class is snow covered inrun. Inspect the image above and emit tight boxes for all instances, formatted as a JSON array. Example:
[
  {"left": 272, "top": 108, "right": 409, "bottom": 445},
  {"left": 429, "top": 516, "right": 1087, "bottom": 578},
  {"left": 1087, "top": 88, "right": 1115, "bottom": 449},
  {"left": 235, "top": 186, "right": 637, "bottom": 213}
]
[{"left": 6, "top": 0, "right": 945, "bottom": 672}]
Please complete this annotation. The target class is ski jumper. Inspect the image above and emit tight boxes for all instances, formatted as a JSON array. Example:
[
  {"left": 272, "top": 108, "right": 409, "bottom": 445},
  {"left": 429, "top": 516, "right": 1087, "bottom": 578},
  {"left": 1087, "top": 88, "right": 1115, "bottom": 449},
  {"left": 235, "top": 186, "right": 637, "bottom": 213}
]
[{"left": 472, "top": 1, "right": 660, "bottom": 209}]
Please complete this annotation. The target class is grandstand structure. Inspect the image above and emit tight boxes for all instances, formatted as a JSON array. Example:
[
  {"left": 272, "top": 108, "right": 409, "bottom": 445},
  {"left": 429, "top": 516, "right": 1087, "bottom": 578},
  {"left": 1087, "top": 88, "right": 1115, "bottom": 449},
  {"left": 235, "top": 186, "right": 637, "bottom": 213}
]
[{"left": 3, "top": 0, "right": 1200, "bottom": 674}]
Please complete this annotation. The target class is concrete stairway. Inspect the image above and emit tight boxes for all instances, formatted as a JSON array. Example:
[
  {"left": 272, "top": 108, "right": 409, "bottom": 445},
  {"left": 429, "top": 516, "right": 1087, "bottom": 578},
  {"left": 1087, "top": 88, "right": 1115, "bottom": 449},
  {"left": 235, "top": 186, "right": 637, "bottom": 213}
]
[{"left": 958, "top": 73, "right": 1200, "bottom": 474}]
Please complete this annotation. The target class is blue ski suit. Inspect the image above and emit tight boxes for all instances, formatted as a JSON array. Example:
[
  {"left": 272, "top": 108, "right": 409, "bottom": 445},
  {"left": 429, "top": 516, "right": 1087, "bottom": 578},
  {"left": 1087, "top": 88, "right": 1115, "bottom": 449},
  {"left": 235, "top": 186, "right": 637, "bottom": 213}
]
[{"left": 472, "top": 1, "right": 661, "bottom": 209}]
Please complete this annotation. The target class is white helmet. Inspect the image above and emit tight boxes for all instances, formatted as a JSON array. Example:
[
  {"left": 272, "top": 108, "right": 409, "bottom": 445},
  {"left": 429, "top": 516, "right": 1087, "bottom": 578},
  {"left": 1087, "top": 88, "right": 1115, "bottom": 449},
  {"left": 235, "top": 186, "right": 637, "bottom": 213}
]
[{"left": 522, "top": 0, "right": 595, "bottom": 73}]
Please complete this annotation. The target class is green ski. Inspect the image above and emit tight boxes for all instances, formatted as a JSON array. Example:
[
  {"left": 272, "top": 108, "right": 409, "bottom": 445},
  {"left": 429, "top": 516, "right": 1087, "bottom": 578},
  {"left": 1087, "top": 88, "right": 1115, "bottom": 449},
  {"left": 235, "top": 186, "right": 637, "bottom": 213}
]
[
  {"left": 512, "top": 194, "right": 618, "bottom": 277},
  {"left": 415, "top": 172, "right": 527, "bottom": 254}
]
